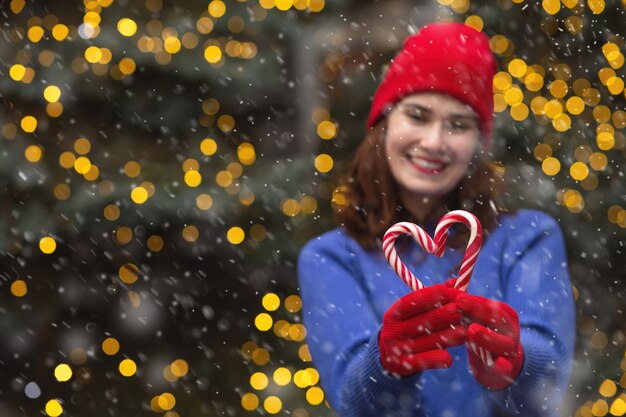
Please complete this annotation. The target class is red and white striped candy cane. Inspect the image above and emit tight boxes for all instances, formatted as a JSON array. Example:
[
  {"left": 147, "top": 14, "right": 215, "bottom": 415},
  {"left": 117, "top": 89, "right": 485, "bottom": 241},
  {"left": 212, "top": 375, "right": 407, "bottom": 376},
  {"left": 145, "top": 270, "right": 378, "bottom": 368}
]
[
  {"left": 433, "top": 210, "right": 483, "bottom": 291},
  {"left": 382, "top": 222, "right": 436, "bottom": 291}
]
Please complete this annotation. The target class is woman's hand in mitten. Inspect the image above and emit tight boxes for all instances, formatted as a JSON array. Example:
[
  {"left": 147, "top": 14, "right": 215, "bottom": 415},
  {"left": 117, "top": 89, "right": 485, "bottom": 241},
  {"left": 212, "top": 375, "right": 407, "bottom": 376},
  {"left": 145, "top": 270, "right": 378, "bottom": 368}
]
[
  {"left": 454, "top": 292, "right": 524, "bottom": 390},
  {"left": 378, "top": 284, "right": 466, "bottom": 377}
]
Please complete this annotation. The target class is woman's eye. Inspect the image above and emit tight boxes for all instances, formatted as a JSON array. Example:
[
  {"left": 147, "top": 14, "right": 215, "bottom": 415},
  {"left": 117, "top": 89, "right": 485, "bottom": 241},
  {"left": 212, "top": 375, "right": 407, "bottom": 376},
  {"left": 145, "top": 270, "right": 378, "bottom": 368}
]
[
  {"left": 406, "top": 112, "right": 425, "bottom": 122},
  {"left": 448, "top": 120, "right": 475, "bottom": 132}
]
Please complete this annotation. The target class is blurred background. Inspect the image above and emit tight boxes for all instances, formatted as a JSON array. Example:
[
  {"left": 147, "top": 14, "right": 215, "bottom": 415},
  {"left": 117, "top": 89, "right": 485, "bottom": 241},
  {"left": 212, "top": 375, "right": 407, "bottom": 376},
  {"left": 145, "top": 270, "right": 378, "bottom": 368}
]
[{"left": 0, "top": 0, "right": 625, "bottom": 416}]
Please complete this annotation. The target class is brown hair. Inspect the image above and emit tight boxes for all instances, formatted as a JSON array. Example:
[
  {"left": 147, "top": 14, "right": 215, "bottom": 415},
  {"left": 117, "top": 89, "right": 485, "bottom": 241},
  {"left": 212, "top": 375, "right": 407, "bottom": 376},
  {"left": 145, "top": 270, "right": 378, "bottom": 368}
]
[{"left": 335, "top": 122, "right": 512, "bottom": 250}]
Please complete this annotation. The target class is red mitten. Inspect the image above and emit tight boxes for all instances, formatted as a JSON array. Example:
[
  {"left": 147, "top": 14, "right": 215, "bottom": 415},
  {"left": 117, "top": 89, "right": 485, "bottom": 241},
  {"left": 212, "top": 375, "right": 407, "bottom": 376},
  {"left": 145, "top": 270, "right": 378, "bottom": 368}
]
[
  {"left": 455, "top": 292, "right": 524, "bottom": 390},
  {"left": 379, "top": 284, "right": 466, "bottom": 377}
]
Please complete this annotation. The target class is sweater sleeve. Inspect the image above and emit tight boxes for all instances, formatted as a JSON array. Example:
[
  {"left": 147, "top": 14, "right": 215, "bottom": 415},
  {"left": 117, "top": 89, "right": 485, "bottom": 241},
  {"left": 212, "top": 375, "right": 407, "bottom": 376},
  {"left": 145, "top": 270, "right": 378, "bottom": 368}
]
[
  {"left": 486, "top": 211, "right": 575, "bottom": 416},
  {"left": 297, "top": 232, "right": 425, "bottom": 417}
]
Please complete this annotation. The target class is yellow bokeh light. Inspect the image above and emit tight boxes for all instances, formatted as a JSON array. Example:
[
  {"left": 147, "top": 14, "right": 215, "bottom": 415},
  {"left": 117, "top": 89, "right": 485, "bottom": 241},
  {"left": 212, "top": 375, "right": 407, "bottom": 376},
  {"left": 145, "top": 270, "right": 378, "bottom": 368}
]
[
  {"left": 28, "top": 26, "right": 44, "bottom": 42},
  {"left": 264, "top": 396, "right": 282, "bottom": 414},
  {"left": 208, "top": 0, "right": 226, "bottom": 17},
  {"left": 227, "top": 226, "right": 245, "bottom": 244},
  {"left": 51, "top": 24, "right": 69, "bottom": 41},
  {"left": 284, "top": 294, "right": 302, "bottom": 312},
  {"left": 552, "top": 113, "right": 571, "bottom": 132},
  {"left": 158, "top": 393, "right": 176, "bottom": 411},
  {"left": 21, "top": 115, "right": 37, "bottom": 133},
  {"left": 563, "top": 189, "right": 584, "bottom": 212},
  {"left": 74, "top": 156, "right": 92, "bottom": 174},
  {"left": 171, "top": 359, "right": 188, "bottom": 377},
  {"left": 164, "top": 37, "right": 181, "bottom": 54},
  {"left": 44, "top": 85, "right": 61, "bottom": 102},
  {"left": 47, "top": 102, "right": 64, "bottom": 118},
  {"left": 182, "top": 225, "right": 199, "bottom": 242},
  {"left": 54, "top": 363, "right": 73, "bottom": 382},
  {"left": 464, "top": 15, "right": 483, "bottom": 32},
  {"left": 606, "top": 76, "right": 625, "bottom": 95},
  {"left": 524, "top": 73, "right": 544, "bottom": 91},
  {"left": 241, "top": 393, "right": 259, "bottom": 411},
  {"left": 216, "top": 170, "right": 233, "bottom": 187},
  {"left": 147, "top": 235, "right": 164, "bottom": 252},
  {"left": 119, "top": 263, "right": 140, "bottom": 284},
  {"left": 599, "top": 379, "right": 617, "bottom": 397},
  {"left": 119, "top": 358, "right": 137, "bottom": 377},
  {"left": 252, "top": 347, "right": 270, "bottom": 365},
  {"left": 115, "top": 226, "right": 134, "bottom": 245},
  {"left": 274, "top": 367, "right": 292, "bottom": 386},
  {"left": 184, "top": 170, "right": 202, "bottom": 187},
  {"left": 250, "top": 372, "right": 269, "bottom": 390},
  {"left": 237, "top": 143, "right": 256, "bottom": 165},
  {"left": 262, "top": 293, "right": 280, "bottom": 311},
  {"left": 306, "top": 386, "right": 325, "bottom": 405},
  {"left": 508, "top": 58, "right": 527, "bottom": 78},
  {"left": 200, "top": 138, "right": 217, "bottom": 155},
  {"left": 102, "top": 337, "right": 120, "bottom": 355},
  {"left": 40, "top": 236, "right": 57, "bottom": 254},
  {"left": 592, "top": 399, "right": 609, "bottom": 416},
  {"left": 294, "top": 369, "right": 312, "bottom": 387},
  {"left": 530, "top": 96, "right": 548, "bottom": 115},
  {"left": 53, "top": 183, "right": 71, "bottom": 200},
  {"left": 119, "top": 57, "right": 136, "bottom": 75},
  {"left": 74, "top": 137, "right": 91, "bottom": 154},
  {"left": 493, "top": 72, "right": 512, "bottom": 91},
  {"left": 542, "top": 0, "right": 560, "bottom": 14},
  {"left": 597, "top": 132, "right": 615, "bottom": 151},
  {"left": 196, "top": 193, "right": 213, "bottom": 210},
  {"left": 255, "top": 313, "right": 273, "bottom": 331},
  {"left": 281, "top": 198, "right": 301, "bottom": 216},
  {"left": 587, "top": 0, "right": 605, "bottom": 14},
  {"left": 542, "top": 157, "right": 561, "bottom": 176},
  {"left": 314, "top": 154, "right": 333, "bottom": 173},
  {"left": 566, "top": 96, "right": 585, "bottom": 115},
  {"left": 317, "top": 120, "right": 337, "bottom": 140},
  {"left": 276, "top": 0, "right": 293, "bottom": 10},
  {"left": 298, "top": 344, "right": 312, "bottom": 362},
  {"left": 570, "top": 162, "right": 589, "bottom": 181},
  {"left": 217, "top": 114, "right": 235, "bottom": 133},
  {"left": 503, "top": 86, "right": 523, "bottom": 106},
  {"left": 25, "top": 145, "right": 43, "bottom": 162},
  {"left": 10, "top": 280, "right": 27, "bottom": 297},
  {"left": 204, "top": 45, "right": 222, "bottom": 63},
  {"left": 103, "top": 204, "right": 120, "bottom": 221},
  {"left": 84, "top": 46, "right": 102, "bottom": 63},
  {"left": 510, "top": 103, "right": 529, "bottom": 121},
  {"left": 589, "top": 152, "right": 608, "bottom": 171},
  {"left": 549, "top": 80, "right": 568, "bottom": 98},
  {"left": 543, "top": 100, "right": 563, "bottom": 119},
  {"left": 117, "top": 18, "right": 137, "bottom": 36},
  {"left": 300, "top": 196, "right": 318, "bottom": 214},
  {"left": 45, "top": 399, "right": 63, "bottom": 417},
  {"left": 10, "top": 64, "right": 26, "bottom": 81},
  {"left": 131, "top": 186, "right": 149, "bottom": 204},
  {"left": 610, "top": 397, "right": 626, "bottom": 416}
]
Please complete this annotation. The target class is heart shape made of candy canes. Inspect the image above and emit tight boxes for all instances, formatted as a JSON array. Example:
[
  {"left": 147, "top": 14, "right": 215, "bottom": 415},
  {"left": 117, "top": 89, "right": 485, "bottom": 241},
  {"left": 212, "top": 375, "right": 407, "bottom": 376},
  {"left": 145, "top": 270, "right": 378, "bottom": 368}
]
[{"left": 382, "top": 210, "right": 483, "bottom": 292}]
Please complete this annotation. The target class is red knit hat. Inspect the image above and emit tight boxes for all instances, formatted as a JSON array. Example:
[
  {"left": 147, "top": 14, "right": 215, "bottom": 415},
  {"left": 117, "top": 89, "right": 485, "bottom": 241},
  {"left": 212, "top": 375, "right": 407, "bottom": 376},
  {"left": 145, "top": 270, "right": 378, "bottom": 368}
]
[{"left": 367, "top": 22, "right": 498, "bottom": 147}]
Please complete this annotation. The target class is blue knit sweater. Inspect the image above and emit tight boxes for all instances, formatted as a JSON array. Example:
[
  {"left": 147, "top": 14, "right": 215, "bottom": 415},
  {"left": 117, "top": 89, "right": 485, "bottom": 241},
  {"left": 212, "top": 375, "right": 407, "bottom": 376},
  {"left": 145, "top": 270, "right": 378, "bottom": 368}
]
[{"left": 297, "top": 209, "right": 575, "bottom": 417}]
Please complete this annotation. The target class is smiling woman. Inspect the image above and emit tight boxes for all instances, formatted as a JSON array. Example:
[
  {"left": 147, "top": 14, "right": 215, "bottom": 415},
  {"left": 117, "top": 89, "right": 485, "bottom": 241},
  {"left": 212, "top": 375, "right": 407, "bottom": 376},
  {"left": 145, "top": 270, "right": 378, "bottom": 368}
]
[{"left": 297, "top": 22, "right": 575, "bottom": 417}]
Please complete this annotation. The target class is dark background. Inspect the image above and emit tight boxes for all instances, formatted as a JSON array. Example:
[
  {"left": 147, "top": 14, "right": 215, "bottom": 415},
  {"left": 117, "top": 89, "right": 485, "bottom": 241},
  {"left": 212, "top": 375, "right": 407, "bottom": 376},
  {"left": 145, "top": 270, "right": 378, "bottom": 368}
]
[{"left": 1, "top": 0, "right": 625, "bottom": 416}]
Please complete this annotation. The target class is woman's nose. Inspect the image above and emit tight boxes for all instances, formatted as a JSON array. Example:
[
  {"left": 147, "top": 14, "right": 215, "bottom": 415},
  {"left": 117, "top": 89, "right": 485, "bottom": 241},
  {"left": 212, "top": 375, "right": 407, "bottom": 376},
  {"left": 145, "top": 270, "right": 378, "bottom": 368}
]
[{"left": 419, "top": 121, "right": 446, "bottom": 150}]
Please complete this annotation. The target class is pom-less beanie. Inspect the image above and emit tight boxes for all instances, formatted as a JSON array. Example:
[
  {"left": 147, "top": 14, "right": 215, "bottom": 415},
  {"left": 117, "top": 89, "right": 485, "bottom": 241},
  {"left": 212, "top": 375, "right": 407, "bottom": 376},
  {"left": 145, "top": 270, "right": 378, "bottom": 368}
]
[{"left": 367, "top": 22, "right": 498, "bottom": 147}]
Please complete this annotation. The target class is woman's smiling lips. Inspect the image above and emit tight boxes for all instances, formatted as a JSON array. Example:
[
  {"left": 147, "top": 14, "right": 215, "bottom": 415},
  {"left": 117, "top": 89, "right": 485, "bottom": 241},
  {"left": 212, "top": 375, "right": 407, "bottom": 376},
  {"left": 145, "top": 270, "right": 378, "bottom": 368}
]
[{"left": 406, "top": 154, "right": 447, "bottom": 174}]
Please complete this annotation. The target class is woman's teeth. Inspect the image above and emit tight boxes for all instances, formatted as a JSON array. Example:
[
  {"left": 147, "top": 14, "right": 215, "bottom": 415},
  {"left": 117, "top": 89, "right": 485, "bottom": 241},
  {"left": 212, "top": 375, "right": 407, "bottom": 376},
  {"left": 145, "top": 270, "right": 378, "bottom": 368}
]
[{"left": 409, "top": 156, "right": 446, "bottom": 170}]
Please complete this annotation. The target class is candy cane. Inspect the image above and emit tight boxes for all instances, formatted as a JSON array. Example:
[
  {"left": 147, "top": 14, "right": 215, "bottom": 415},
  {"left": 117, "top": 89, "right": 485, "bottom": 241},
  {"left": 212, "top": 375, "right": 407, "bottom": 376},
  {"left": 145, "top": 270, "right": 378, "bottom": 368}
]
[
  {"left": 382, "top": 210, "right": 483, "bottom": 292},
  {"left": 382, "top": 222, "right": 436, "bottom": 291},
  {"left": 433, "top": 210, "right": 483, "bottom": 291}
]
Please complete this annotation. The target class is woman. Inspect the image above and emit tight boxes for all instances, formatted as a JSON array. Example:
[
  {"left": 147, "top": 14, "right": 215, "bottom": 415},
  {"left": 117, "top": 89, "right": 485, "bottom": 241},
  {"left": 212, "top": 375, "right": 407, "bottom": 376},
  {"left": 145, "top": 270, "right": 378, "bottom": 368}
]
[{"left": 298, "top": 22, "right": 575, "bottom": 417}]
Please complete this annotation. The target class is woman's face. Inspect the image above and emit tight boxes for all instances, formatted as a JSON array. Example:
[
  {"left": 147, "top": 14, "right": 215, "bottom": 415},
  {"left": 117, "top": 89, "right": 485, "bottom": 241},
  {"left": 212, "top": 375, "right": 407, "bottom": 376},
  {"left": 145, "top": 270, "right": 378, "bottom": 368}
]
[{"left": 384, "top": 92, "right": 481, "bottom": 200}]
